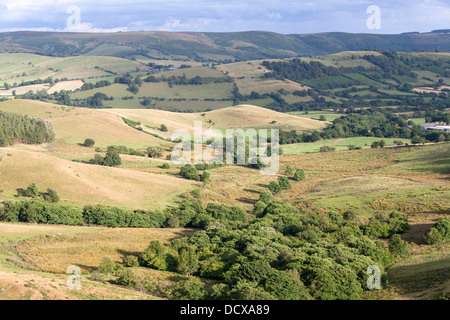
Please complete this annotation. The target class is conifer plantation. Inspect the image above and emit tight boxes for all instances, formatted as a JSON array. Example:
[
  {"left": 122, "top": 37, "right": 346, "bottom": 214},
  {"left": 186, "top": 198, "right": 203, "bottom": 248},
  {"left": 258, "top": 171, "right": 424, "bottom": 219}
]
[{"left": 0, "top": 111, "right": 55, "bottom": 147}]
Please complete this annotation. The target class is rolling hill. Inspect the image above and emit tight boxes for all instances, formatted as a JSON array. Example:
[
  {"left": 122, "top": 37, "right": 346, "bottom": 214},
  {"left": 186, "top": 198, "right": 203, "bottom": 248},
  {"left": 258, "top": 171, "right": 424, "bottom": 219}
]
[
  {"left": 0, "top": 147, "right": 193, "bottom": 210},
  {"left": 0, "top": 30, "right": 449, "bottom": 62},
  {"left": 105, "top": 104, "right": 328, "bottom": 139},
  {"left": 0, "top": 99, "right": 165, "bottom": 148}
]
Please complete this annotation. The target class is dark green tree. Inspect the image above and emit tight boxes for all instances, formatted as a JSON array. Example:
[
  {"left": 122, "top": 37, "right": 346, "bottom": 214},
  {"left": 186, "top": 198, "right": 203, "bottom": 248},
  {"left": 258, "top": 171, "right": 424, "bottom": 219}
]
[
  {"left": 294, "top": 169, "right": 306, "bottom": 182},
  {"left": 83, "top": 139, "right": 95, "bottom": 147},
  {"left": 102, "top": 149, "right": 122, "bottom": 167}
]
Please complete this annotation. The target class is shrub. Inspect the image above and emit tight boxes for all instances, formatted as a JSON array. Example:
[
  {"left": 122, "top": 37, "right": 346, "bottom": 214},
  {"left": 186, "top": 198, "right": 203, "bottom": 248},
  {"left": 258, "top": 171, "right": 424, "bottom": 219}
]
[
  {"left": 268, "top": 181, "right": 281, "bottom": 194},
  {"left": 123, "top": 255, "right": 139, "bottom": 268},
  {"left": 147, "top": 146, "right": 163, "bottom": 158},
  {"left": 293, "top": 169, "right": 306, "bottom": 182},
  {"left": 278, "top": 176, "right": 292, "bottom": 190},
  {"left": 319, "top": 146, "right": 336, "bottom": 152},
  {"left": 179, "top": 164, "right": 201, "bottom": 181},
  {"left": 258, "top": 191, "right": 272, "bottom": 204},
  {"left": 424, "top": 218, "right": 450, "bottom": 244},
  {"left": 24, "top": 183, "right": 39, "bottom": 198},
  {"left": 83, "top": 139, "right": 95, "bottom": 147},
  {"left": 424, "top": 228, "right": 443, "bottom": 245},
  {"left": 161, "top": 163, "right": 171, "bottom": 169},
  {"left": 284, "top": 165, "right": 294, "bottom": 176},
  {"left": 165, "top": 278, "right": 206, "bottom": 300},
  {"left": 343, "top": 209, "right": 357, "bottom": 221},
  {"left": 102, "top": 149, "right": 122, "bottom": 167},
  {"left": 115, "top": 269, "right": 138, "bottom": 288},
  {"left": 97, "top": 257, "right": 117, "bottom": 274},
  {"left": 43, "top": 188, "right": 60, "bottom": 203},
  {"left": 388, "top": 234, "right": 409, "bottom": 257},
  {"left": 201, "top": 172, "right": 211, "bottom": 183}
]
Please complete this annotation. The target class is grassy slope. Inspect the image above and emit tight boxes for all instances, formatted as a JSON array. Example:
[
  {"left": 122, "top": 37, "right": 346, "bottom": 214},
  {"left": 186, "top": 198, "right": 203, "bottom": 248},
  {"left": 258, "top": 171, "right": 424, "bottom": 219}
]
[
  {"left": 0, "top": 99, "right": 165, "bottom": 148},
  {"left": 0, "top": 148, "right": 193, "bottom": 210},
  {"left": 105, "top": 104, "right": 327, "bottom": 140},
  {"left": 281, "top": 137, "right": 412, "bottom": 154},
  {"left": 0, "top": 223, "right": 192, "bottom": 300},
  {"left": 2, "top": 31, "right": 450, "bottom": 61},
  {"left": 0, "top": 53, "right": 145, "bottom": 85}
]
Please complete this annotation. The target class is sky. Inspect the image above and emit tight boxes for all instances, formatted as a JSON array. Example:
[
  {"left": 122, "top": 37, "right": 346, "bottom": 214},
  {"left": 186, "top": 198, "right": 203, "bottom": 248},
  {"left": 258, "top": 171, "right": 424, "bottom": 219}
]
[{"left": 0, "top": 0, "right": 448, "bottom": 34}]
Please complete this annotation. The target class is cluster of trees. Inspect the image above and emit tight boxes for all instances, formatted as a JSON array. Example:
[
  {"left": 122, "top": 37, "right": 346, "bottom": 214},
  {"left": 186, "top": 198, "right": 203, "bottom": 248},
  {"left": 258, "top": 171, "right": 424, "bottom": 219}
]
[
  {"left": 362, "top": 52, "right": 415, "bottom": 77},
  {"left": 80, "top": 80, "right": 112, "bottom": 91},
  {"left": 0, "top": 197, "right": 247, "bottom": 229},
  {"left": 114, "top": 75, "right": 143, "bottom": 94},
  {"left": 0, "top": 111, "right": 55, "bottom": 147},
  {"left": 16, "top": 183, "right": 60, "bottom": 203},
  {"left": 178, "top": 164, "right": 213, "bottom": 182},
  {"left": 3, "top": 77, "right": 60, "bottom": 90},
  {"left": 262, "top": 59, "right": 355, "bottom": 82},
  {"left": 0, "top": 200, "right": 83, "bottom": 225},
  {"left": 259, "top": 51, "right": 450, "bottom": 112},
  {"left": 278, "top": 109, "right": 450, "bottom": 146},
  {"left": 89, "top": 148, "right": 122, "bottom": 167},
  {"left": 423, "top": 218, "right": 450, "bottom": 245},
  {"left": 131, "top": 198, "right": 409, "bottom": 300},
  {"left": 70, "top": 92, "right": 114, "bottom": 108},
  {"left": 4, "top": 183, "right": 446, "bottom": 300},
  {"left": 144, "top": 73, "right": 232, "bottom": 87}
]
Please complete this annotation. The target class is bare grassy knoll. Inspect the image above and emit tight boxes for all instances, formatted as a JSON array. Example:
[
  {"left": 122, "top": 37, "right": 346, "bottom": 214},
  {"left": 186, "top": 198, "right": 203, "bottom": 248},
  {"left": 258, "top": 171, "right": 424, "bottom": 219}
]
[
  {"left": 0, "top": 148, "right": 194, "bottom": 210},
  {"left": 106, "top": 104, "right": 327, "bottom": 140}
]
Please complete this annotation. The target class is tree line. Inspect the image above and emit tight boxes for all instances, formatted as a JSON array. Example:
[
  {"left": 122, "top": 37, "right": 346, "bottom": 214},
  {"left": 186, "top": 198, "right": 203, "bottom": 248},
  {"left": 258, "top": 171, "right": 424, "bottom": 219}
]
[{"left": 0, "top": 111, "right": 55, "bottom": 147}]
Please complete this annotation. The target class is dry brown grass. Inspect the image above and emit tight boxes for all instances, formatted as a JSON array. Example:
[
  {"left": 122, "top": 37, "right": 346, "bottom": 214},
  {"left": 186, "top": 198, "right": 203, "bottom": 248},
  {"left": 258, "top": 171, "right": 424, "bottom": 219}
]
[
  {"left": 106, "top": 104, "right": 326, "bottom": 141},
  {"left": 0, "top": 99, "right": 165, "bottom": 148},
  {"left": 15, "top": 228, "right": 194, "bottom": 274},
  {"left": 47, "top": 80, "right": 83, "bottom": 94},
  {"left": 0, "top": 147, "right": 194, "bottom": 210},
  {"left": 0, "top": 268, "right": 159, "bottom": 300},
  {"left": 201, "top": 147, "right": 450, "bottom": 213}
]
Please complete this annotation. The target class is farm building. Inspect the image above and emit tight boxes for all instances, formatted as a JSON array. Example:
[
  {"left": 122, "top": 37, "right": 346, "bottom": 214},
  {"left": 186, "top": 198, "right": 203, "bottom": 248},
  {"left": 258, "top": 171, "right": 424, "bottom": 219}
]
[{"left": 419, "top": 123, "right": 450, "bottom": 132}]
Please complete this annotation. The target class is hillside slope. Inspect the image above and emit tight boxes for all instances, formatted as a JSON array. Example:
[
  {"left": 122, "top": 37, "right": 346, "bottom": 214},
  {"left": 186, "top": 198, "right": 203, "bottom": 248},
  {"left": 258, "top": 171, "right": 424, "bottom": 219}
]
[
  {"left": 105, "top": 104, "right": 327, "bottom": 139},
  {"left": 0, "top": 100, "right": 165, "bottom": 148},
  {"left": 0, "top": 147, "right": 193, "bottom": 210},
  {"left": 1, "top": 31, "right": 449, "bottom": 61}
]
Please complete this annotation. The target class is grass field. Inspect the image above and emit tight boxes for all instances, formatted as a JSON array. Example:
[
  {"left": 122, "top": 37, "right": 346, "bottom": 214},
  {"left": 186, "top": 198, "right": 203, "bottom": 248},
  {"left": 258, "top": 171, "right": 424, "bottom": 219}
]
[
  {"left": 0, "top": 222, "right": 192, "bottom": 300},
  {"left": 0, "top": 100, "right": 166, "bottom": 148},
  {"left": 202, "top": 143, "right": 450, "bottom": 215},
  {"left": 385, "top": 248, "right": 450, "bottom": 299},
  {"left": 0, "top": 53, "right": 146, "bottom": 85},
  {"left": 281, "top": 137, "right": 412, "bottom": 155},
  {"left": 289, "top": 112, "right": 345, "bottom": 122},
  {"left": 0, "top": 147, "right": 194, "bottom": 210},
  {"left": 15, "top": 227, "right": 194, "bottom": 273},
  {"left": 105, "top": 104, "right": 327, "bottom": 141}
]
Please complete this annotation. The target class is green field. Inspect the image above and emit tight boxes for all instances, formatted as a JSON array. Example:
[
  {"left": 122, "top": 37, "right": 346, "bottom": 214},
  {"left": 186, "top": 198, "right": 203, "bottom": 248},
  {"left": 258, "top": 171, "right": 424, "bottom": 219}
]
[{"left": 281, "top": 137, "right": 411, "bottom": 155}]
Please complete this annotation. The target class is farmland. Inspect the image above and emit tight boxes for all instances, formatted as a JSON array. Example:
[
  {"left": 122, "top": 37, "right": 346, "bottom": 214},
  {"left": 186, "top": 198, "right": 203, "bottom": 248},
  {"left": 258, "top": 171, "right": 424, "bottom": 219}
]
[{"left": 0, "top": 33, "right": 449, "bottom": 302}]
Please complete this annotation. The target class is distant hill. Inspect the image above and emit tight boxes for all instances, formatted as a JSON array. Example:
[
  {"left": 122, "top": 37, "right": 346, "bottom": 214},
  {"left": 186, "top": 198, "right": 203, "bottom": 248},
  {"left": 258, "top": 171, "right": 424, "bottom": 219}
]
[{"left": 1, "top": 30, "right": 449, "bottom": 61}]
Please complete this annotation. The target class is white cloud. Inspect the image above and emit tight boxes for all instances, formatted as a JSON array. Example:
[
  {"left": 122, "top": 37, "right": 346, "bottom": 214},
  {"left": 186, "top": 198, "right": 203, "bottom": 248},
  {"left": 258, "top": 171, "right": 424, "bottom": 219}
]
[
  {"left": 0, "top": 0, "right": 448, "bottom": 34},
  {"left": 64, "top": 22, "right": 128, "bottom": 33},
  {"left": 264, "top": 12, "right": 282, "bottom": 20}
]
